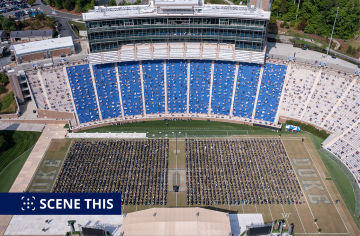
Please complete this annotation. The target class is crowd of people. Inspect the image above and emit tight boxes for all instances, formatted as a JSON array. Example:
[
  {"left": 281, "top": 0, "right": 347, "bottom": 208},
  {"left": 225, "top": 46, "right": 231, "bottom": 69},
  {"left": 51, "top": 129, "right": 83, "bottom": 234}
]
[
  {"left": 186, "top": 138, "right": 303, "bottom": 205},
  {"left": 53, "top": 139, "right": 169, "bottom": 205}
]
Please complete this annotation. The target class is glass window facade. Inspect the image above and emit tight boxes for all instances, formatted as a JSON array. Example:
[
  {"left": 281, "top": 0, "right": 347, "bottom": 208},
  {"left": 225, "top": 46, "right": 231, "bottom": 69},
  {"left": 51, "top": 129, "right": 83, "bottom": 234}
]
[{"left": 86, "top": 17, "right": 267, "bottom": 53}]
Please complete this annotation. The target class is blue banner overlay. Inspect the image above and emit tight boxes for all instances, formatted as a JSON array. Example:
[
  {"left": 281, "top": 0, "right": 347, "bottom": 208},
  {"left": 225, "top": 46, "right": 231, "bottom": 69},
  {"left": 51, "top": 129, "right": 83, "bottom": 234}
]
[{"left": 0, "top": 193, "right": 121, "bottom": 215}]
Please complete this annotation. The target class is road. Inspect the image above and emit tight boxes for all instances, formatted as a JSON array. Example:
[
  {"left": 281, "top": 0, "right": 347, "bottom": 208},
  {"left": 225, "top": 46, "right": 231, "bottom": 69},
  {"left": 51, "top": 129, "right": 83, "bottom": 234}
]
[
  {"left": 1, "top": 0, "right": 81, "bottom": 38},
  {"left": 0, "top": 0, "right": 83, "bottom": 67}
]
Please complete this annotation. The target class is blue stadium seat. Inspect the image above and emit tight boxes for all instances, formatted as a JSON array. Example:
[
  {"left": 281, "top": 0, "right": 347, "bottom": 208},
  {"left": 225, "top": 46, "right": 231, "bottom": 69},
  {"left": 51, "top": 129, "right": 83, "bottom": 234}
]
[
  {"left": 189, "top": 60, "right": 211, "bottom": 114},
  {"left": 232, "top": 63, "right": 261, "bottom": 118},
  {"left": 93, "top": 63, "right": 122, "bottom": 119},
  {"left": 255, "top": 63, "right": 287, "bottom": 123},
  {"left": 166, "top": 59, "right": 188, "bottom": 113},
  {"left": 67, "top": 64, "right": 100, "bottom": 124},
  {"left": 142, "top": 60, "right": 165, "bottom": 114},
  {"left": 211, "top": 61, "right": 236, "bottom": 115},
  {"left": 118, "top": 61, "right": 144, "bottom": 116}
]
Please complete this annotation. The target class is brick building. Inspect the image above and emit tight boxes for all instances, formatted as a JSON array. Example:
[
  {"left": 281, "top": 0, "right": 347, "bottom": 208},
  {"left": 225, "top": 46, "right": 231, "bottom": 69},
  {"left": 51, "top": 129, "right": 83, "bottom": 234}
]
[{"left": 13, "top": 36, "right": 75, "bottom": 63}]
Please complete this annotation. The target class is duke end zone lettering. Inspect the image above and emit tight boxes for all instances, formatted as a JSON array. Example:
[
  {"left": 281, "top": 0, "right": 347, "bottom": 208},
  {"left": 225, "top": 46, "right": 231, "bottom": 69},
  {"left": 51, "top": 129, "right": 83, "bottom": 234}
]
[{"left": 0, "top": 193, "right": 121, "bottom": 215}]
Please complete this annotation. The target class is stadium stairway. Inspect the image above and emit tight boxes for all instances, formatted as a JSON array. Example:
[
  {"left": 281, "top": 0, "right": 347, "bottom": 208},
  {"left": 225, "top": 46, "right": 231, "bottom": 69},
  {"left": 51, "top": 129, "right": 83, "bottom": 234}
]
[
  {"left": 89, "top": 64, "right": 103, "bottom": 120},
  {"left": 37, "top": 70, "right": 51, "bottom": 111},
  {"left": 319, "top": 79, "right": 357, "bottom": 128},
  {"left": 207, "top": 60, "right": 215, "bottom": 116},
  {"left": 229, "top": 63, "right": 239, "bottom": 117},
  {"left": 115, "top": 66, "right": 125, "bottom": 117},
  {"left": 186, "top": 59, "right": 191, "bottom": 115},
  {"left": 274, "top": 62, "right": 292, "bottom": 124},
  {"left": 251, "top": 64, "right": 264, "bottom": 120},
  {"left": 163, "top": 60, "right": 168, "bottom": 113},
  {"left": 63, "top": 66, "right": 81, "bottom": 124},
  {"left": 299, "top": 68, "right": 323, "bottom": 120},
  {"left": 139, "top": 61, "right": 147, "bottom": 116}
]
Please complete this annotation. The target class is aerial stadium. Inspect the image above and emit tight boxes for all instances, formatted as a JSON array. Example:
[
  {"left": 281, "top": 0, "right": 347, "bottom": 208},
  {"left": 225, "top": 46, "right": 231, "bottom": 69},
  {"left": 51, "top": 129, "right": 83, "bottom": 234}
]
[{"left": 0, "top": 0, "right": 360, "bottom": 235}]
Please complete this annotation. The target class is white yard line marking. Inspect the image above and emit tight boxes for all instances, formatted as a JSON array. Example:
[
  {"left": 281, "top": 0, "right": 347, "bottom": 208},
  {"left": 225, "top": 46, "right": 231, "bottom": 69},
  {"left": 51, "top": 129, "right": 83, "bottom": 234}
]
[
  {"left": 280, "top": 204, "right": 290, "bottom": 226},
  {"left": 303, "top": 140, "right": 351, "bottom": 234},
  {"left": 294, "top": 204, "right": 306, "bottom": 233},
  {"left": 268, "top": 205, "right": 274, "bottom": 221},
  {"left": 281, "top": 139, "right": 317, "bottom": 230}
]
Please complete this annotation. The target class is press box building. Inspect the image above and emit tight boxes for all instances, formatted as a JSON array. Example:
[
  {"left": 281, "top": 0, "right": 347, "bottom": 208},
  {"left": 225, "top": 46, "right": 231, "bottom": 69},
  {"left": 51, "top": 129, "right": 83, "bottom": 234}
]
[{"left": 82, "top": 0, "right": 271, "bottom": 64}]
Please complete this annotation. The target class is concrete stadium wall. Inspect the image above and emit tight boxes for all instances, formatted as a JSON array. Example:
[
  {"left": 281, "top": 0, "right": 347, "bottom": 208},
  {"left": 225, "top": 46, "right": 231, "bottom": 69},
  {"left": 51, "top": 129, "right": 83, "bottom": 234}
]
[
  {"left": 37, "top": 109, "right": 74, "bottom": 120},
  {"left": 71, "top": 116, "right": 253, "bottom": 132},
  {"left": 0, "top": 119, "right": 68, "bottom": 125},
  {"left": 0, "top": 113, "right": 19, "bottom": 119}
]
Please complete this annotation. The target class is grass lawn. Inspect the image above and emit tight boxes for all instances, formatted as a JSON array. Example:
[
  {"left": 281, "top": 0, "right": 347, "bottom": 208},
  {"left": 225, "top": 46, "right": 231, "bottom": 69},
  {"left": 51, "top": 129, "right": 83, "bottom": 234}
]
[
  {"left": 0, "top": 91, "right": 16, "bottom": 114},
  {"left": 0, "top": 131, "right": 41, "bottom": 180},
  {"left": 68, "top": 21, "right": 86, "bottom": 37},
  {"left": 76, "top": 120, "right": 291, "bottom": 138},
  {"left": 308, "top": 133, "right": 360, "bottom": 230},
  {"left": 0, "top": 146, "right": 34, "bottom": 192}
]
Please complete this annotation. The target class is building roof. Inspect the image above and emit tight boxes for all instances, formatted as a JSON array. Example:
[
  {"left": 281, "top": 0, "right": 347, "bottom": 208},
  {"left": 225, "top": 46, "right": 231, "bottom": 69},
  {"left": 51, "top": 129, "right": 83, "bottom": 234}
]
[
  {"left": 82, "top": 4, "right": 270, "bottom": 21},
  {"left": 13, "top": 36, "right": 74, "bottom": 55},
  {"left": 0, "top": 30, "right": 6, "bottom": 37},
  {"left": 10, "top": 30, "right": 54, "bottom": 39},
  {"left": 122, "top": 207, "right": 232, "bottom": 235}
]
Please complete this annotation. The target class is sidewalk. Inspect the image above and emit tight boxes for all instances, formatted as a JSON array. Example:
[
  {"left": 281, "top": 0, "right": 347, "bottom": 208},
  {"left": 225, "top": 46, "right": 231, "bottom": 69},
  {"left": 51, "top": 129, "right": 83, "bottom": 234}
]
[{"left": 267, "top": 34, "right": 360, "bottom": 62}]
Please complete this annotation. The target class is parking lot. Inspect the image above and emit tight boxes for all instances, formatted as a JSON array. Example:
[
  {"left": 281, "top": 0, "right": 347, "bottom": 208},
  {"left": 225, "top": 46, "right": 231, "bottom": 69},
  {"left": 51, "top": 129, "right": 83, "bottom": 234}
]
[{"left": 0, "top": 0, "right": 33, "bottom": 18}]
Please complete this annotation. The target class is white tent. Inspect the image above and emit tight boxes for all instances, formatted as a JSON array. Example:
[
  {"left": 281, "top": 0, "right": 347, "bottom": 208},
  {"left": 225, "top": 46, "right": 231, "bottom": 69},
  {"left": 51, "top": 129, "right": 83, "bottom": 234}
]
[{"left": 122, "top": 207, "right": 231, "bottom": 235}]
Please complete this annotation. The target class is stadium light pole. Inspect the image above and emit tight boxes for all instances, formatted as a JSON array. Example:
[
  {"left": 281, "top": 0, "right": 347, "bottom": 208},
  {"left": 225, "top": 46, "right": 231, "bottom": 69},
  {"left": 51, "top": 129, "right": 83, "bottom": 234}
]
[{"left": 326, "top": 7, "right": 339, "bottom": 60}]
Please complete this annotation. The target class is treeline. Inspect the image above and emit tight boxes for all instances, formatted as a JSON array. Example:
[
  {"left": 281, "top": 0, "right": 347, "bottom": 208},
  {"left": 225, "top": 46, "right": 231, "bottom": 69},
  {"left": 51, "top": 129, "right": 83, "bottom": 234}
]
[
  {"left": 271, "top": 0, "right": 360, "bottom": 40},
  {"left": 48, "top": 0, "right": 95, "bottom": 12},
  {"left": 0, "top": 13, "right": 57, "bottom": 31},
  {"left": 285, "top": 120, "right": 330, "bottom": 140},
  {"left": 50, "top": 0, "right": 142, "bottom": 11}
]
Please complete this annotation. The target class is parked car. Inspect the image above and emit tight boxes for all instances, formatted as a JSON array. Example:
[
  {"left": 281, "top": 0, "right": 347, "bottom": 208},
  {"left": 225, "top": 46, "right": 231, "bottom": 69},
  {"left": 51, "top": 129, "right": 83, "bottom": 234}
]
[{"left": 1, "top": 41, "right": 9, "bottom": 44}]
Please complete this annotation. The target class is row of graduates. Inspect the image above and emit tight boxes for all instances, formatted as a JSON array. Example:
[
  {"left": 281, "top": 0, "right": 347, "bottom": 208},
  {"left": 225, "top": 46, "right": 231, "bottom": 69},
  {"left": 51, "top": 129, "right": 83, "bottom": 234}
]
[
  {"left": 53, "top": 139, "right": 169, "bottom": 205},
  {"left": 185, "top": 138, "right": 303, "bottom": 205}
]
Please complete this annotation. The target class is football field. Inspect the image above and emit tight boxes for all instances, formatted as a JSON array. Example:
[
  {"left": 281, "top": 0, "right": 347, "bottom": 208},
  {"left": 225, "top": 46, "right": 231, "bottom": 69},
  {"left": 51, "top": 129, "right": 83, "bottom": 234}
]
[{"left": 25, "top": 127, "right": 360, "bottom": 235}]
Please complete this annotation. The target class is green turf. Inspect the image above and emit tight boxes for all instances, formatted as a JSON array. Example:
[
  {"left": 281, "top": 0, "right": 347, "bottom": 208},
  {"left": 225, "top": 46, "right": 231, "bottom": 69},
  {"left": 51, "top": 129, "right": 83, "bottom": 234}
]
[
  {"left": 76, "top": 120, "right": 298, "bottom": 138},
  {"left": 308, "top": 133, "right": 360, "bottom": 230},
  {"left": 0, "top": 131, "right": 41, "bottom": 174},
  {"left": 0, "top": 146, "right": 34, "bottom": 192}
]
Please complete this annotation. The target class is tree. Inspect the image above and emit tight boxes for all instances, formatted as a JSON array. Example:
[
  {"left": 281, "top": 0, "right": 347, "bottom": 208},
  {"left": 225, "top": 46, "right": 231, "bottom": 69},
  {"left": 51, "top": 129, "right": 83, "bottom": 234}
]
[
  {"left": 304, "top": 24, "right": 314, "bottom": 34},
  {"left": 271, "top": 0, "right": 282, "bottom": 18},
  {"left": 1, "top": 17, "right": 16, "bottom": 31},
  {"left": 297, "top": 17, "right": 307, "bottom": 31},
  {"left": 270, "top": 15, "right": 277, "bottom": 24},
  {"left": 29, "top": 22, "right": 35, "bottom": 30},
  {"left": 27, "top": 0, "right": 35, "bottom": 5},
  {"left": 45, "top": 17, "right": 57, "bottom": 29},
  {"left": 108, "top": 0, "right": 116, "bottom": 6},
  {"left": 346, "top": 45, "right": 353, "bottom": 54},
  {"left": 35, "top": 12, "right": 45, "bottom": 21},
  {"left": 63, "top": 0, "right": 75, "bottom": 11},
  {"left": 351, "top": 47, "right": 356, "bottom": 54},
  {"left": 0, "top": 86, "right": 5, "bottom": 94},
  {"left": 0, "top": 73, "right": 9, "bottom": 84},
  {"left": 280, "top": 0, "right": 288, "bottom": 17},
  {"left": 36, "top": 20, "right": 41, "bottom": 28},
  {"left": 0, "top": 136, "right": 6, "bottom": 150},
  {"left": 118, "top": 0, "right": 126, "bottom": 5}
]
